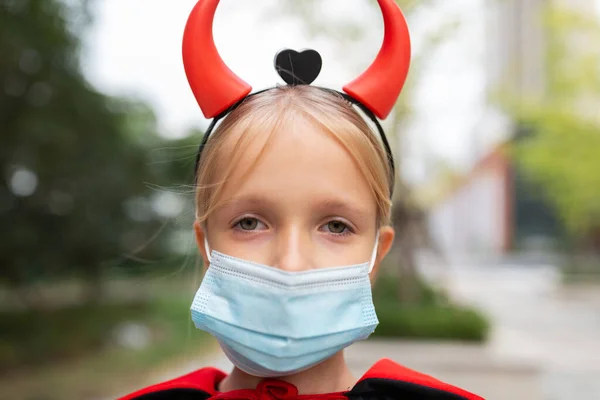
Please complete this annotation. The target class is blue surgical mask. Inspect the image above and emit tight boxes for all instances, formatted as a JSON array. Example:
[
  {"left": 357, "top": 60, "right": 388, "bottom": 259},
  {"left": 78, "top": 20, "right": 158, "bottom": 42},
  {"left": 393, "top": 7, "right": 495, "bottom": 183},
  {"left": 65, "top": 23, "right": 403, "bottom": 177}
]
[{"left": 190, "top": 236, "right": 380, "bottom": 377}]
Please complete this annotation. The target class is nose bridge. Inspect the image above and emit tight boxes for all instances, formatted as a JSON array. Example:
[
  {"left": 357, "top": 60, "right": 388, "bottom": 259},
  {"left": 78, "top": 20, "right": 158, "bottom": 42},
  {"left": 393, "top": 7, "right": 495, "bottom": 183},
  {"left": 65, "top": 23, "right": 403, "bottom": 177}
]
[{"left": 275, "top": 222, "right": 311, "bottom": 272}]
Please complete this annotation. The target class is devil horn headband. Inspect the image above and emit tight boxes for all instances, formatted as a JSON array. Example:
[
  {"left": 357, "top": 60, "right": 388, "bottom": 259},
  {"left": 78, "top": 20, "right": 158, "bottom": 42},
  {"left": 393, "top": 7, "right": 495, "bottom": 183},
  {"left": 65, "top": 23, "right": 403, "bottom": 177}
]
[{"left": 182, "top": 0, "right": 411, "bottom": 120}]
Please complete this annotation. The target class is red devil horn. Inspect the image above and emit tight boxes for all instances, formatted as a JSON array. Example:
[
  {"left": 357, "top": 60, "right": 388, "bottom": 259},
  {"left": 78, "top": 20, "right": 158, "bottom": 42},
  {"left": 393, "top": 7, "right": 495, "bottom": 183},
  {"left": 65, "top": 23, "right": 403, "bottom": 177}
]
[
  {"left": 183, "top": 0, "right": 252, "bottom": 119},
  {"left": 343, "top": 0, "right": 411, "bottom": 120}
]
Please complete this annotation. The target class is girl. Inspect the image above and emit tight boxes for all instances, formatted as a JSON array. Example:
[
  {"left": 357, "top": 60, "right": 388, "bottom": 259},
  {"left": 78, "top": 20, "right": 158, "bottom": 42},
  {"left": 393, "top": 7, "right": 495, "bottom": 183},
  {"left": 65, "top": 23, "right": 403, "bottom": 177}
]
[{"left": 120, "top": 0, "right": 484, "bottom": 399}]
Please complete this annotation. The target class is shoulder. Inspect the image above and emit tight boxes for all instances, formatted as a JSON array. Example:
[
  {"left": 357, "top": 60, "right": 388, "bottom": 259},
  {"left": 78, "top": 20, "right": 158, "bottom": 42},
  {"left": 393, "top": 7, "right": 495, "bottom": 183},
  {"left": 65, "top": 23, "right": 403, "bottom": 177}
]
[
  {"left": 116, "top": 367, "right": 225, "bottom": 400},
  {"left": 349, "top": 359, "right": 485, "bottom": 400}
]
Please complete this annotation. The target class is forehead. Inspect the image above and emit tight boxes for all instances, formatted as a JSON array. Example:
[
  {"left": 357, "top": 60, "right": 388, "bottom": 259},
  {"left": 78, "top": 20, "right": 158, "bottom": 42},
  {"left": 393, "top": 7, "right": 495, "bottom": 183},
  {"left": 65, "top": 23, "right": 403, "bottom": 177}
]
[{"left": 214, "top": 114, "right": 377, "bottom": 218}]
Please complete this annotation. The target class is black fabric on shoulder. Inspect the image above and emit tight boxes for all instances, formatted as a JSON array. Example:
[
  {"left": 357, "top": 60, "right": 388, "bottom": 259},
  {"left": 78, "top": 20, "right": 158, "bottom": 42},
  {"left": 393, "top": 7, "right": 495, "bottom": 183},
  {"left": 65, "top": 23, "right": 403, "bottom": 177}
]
[
  {"left": 347, "top": 378, "right": 471, "bottom": 400},
  {"left": 130, "top": 388, "right": 212, "bottom": 400}
]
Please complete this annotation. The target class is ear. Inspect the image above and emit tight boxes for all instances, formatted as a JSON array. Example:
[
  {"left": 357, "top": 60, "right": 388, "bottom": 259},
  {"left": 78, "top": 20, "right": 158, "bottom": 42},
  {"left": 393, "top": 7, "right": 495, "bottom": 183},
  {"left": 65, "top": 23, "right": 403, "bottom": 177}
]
[
  {"left": 193, "top": 220, "right": 210, "bottom": 271},
  {"left": 369, "top": 225, "right": 395, "bottom": 283}
]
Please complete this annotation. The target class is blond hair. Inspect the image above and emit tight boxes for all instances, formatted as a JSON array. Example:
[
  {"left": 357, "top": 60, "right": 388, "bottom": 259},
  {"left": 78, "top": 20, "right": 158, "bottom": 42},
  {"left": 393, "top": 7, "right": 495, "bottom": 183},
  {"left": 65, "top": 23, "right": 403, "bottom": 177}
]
[{"left": 195, "top": 86, "right": 393, "bottom": 226}]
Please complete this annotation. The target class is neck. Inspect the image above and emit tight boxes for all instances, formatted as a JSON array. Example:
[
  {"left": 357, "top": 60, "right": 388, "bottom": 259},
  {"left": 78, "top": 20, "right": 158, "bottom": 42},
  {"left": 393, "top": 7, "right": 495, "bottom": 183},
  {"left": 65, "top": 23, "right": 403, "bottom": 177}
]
[{"left": 218, "top": 351, "right": 356, "bottom": 395}]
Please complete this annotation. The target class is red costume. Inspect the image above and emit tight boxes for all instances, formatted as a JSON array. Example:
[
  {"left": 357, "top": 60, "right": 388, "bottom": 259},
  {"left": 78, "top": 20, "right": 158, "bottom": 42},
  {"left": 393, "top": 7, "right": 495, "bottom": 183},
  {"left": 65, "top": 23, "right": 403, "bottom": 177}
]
[{"left": 119, "top": 359, "right": 483, "bottom": 400}]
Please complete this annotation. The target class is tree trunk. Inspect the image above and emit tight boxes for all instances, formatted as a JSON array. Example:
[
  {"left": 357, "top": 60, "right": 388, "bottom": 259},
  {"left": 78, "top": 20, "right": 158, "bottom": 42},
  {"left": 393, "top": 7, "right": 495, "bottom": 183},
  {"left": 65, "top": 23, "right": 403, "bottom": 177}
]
[{"left": 391, "top": 194, "right": 423, "bottom": 304}]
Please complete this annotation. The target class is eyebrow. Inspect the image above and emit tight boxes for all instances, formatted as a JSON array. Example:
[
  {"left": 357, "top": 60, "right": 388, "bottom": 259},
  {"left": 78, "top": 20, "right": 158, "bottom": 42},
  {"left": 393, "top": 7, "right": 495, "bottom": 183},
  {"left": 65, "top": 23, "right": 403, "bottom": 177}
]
[
  {"left": 219, "top": 195, "right": 371, "bottom": 223},
  {"left": 219, "top": 195, "right": 277, "bottom": 211},
  {"left": 312, "top": 198, "right": 371, "bottom": 222}
]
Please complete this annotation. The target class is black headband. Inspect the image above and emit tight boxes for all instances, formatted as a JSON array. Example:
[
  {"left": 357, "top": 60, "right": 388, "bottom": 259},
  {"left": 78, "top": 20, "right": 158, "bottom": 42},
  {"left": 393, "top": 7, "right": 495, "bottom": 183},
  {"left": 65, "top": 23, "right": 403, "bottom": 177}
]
[{"left": 193, "top": 49, "right": 396, "bottom": 197}]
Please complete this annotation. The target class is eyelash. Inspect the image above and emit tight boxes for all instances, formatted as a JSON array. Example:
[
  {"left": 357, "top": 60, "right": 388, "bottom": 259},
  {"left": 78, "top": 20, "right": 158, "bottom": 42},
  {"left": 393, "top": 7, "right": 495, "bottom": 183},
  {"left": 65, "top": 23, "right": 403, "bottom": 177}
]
[{"left": 231, "top": 217, "right": 355, "bottom": 237}]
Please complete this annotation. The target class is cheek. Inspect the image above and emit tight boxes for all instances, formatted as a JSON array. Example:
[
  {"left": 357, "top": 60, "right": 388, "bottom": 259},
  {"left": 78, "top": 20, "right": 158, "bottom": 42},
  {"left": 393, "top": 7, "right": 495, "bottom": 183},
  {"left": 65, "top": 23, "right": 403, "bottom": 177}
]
[{"left": 315, "top": 237, "right": 374, "bottom": 267}]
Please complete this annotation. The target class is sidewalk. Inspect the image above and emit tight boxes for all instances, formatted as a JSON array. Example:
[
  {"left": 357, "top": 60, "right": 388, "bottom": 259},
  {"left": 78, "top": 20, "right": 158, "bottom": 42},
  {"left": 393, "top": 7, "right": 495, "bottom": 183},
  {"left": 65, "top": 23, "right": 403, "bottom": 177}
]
[{"left": 422, "top": 259, "right": 600, "bottom": 400}]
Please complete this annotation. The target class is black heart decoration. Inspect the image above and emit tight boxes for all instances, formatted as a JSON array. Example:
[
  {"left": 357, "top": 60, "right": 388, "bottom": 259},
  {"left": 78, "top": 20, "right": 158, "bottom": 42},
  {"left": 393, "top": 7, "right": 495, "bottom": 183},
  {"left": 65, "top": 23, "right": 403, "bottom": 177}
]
[{"left": 274, "top": 49, "right": 322, "bottom": 86}]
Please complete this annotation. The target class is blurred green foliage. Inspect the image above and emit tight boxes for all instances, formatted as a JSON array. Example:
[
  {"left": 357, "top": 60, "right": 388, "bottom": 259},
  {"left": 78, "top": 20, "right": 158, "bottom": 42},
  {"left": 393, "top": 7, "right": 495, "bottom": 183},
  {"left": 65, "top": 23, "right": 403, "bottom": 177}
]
[
  {"left": 0, "top": 290, "right": 212, "bottom": 400},
  {"left": 0, "top": 0, "right": 200, "bottom": 293},
  {"left": 0, "top": 288, "right": 208, "bottom": 373},
  {"left": 0, "top": 301, "right": 149, "bottom": 372},
  {"left": 372, "top": 274, "right": 490, "bottom": 341},
  {"left": 503, "top": 5, "right": 600, "bottom": 244}
]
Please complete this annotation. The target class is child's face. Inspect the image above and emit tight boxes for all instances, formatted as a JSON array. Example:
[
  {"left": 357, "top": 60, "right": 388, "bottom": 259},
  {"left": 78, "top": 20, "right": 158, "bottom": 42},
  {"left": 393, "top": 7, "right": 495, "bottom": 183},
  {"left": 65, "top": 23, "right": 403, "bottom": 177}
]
[{"left": 195, "top": 118, "right": 394, "bottom": 272}]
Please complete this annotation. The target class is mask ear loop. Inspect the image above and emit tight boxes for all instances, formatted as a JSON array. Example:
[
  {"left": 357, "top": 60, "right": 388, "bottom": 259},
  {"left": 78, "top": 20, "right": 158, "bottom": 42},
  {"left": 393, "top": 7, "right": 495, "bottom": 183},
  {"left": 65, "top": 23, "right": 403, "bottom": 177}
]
[
  {"left": 203, "top": 228, "right": 213, "bottom": 265},
  {"left": 368, "top": 233, "right": 380, "bottom": 274}
]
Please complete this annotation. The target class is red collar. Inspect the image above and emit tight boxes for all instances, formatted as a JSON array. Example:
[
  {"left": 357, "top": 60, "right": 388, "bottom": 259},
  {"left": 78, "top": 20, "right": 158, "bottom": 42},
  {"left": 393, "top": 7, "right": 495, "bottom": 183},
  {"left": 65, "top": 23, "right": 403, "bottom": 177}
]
[
  {"left": 119, "top": 359, "right": 484, "bottom": 400},
  {"left": 211, "top": 379, "right": 346, "bottom": 400}
]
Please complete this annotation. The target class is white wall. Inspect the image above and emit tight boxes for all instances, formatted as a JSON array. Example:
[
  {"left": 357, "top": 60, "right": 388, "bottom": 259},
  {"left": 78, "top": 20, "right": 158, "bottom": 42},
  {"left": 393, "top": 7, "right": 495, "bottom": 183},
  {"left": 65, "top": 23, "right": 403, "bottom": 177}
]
[{"left": 427, "top": 167, "right": 506, "bottom": 257}]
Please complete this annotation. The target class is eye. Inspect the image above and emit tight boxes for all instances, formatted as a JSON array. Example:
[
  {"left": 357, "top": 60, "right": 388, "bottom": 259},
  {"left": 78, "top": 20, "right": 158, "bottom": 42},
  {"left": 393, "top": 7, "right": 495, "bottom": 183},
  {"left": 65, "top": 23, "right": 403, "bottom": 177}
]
[
  {"left": 324, "top": 220, "right": 350, "bottom": 235},
  {"left": 235, "top": 217, "right": 265, "bottom": 231}
]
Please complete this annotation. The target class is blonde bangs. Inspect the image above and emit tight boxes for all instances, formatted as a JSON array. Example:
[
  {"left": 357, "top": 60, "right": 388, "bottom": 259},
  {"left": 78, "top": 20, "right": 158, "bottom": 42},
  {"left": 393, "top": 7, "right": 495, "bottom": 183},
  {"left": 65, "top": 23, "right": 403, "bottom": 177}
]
[
  {"left": 293, "top": 98, "right": 392, "bottom": 225},
  {"left": 195, "top": 86, "right": 393, "bottom": 226}
]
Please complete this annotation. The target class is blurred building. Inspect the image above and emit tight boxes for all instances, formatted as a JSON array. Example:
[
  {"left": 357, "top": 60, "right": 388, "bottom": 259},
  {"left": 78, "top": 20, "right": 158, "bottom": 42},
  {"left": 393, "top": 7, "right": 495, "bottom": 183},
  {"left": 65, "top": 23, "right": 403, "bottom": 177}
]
[
  {"left": 422, "top": 138, "right": 562, "bottom": 257},
  {"left": 422, "top": 0, "right": 596, "bottom": 257}
]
